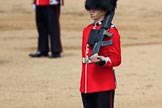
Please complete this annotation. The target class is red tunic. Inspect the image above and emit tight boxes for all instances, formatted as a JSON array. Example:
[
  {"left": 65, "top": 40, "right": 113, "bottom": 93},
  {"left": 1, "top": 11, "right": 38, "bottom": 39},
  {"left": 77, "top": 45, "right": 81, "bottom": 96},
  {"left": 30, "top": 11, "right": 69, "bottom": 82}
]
[
  {"left": 80, "top": 23, "right": 121, "bottom": 93},
  {"left": 34, "top": 0, "right": 64, "bottom": 6}
]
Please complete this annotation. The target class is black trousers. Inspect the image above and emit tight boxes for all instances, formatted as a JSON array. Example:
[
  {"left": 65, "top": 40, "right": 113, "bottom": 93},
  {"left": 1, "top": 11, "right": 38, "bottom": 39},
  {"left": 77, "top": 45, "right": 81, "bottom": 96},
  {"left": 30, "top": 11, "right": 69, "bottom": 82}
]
[
  {"left": 36, "top": 5, "right": 62, "bottom": 53},
  {"left": 81, "top": 90, "right": 115, "bottom": 108}
]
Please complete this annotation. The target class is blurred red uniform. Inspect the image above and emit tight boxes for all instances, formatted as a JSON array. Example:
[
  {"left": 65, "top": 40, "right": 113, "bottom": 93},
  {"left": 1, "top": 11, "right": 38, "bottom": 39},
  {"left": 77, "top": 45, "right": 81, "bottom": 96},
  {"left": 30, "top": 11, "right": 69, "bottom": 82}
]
[{"left": 34, "top": 0, "right": 64, "bottom": 6}]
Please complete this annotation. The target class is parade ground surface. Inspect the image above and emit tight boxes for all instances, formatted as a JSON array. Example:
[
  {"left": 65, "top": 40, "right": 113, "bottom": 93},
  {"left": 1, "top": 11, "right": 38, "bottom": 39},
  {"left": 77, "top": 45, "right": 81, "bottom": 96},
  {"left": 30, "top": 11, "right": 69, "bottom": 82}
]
[{"left": 0, "top": 0, "right": 162, "bottom": 108}]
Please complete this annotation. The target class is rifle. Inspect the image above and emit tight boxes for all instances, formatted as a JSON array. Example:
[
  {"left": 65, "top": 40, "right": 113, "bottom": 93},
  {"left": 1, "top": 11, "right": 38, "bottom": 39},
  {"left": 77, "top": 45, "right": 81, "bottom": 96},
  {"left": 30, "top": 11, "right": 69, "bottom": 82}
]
[{"left": 88, "top": 11, "right": 115, "bottom": 57}]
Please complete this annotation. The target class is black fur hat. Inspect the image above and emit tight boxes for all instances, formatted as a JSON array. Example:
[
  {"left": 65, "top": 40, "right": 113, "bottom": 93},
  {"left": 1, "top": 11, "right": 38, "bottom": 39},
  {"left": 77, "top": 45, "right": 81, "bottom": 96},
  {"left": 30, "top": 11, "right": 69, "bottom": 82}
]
[{"left": 85, "top": 0, "right": 117, "bottom": 12}]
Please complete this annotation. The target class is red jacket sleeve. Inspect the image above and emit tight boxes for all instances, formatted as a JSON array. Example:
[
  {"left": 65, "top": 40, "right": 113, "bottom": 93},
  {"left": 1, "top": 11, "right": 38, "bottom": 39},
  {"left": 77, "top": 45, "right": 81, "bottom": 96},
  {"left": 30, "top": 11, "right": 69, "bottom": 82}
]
[{"left": 105, "top": 27, "right": 121, "bottom": 67}]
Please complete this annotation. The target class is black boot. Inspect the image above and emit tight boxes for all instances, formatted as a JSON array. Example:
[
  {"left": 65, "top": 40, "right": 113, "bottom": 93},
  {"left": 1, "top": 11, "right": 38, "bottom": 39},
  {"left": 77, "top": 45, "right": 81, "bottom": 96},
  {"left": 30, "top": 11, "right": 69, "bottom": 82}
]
[
  {"left": 48, "top": 52, "right": 61, "bottom": 58},
  {"left": 29, "top": 51, "right": 48, "bottom": 57}
]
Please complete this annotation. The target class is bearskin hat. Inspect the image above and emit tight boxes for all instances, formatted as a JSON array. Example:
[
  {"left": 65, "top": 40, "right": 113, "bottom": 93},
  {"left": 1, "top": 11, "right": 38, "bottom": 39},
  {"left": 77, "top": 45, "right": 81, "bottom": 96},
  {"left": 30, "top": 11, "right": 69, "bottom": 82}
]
[{"left": 85, "top": 0, "right": 117, "bottom": 12}]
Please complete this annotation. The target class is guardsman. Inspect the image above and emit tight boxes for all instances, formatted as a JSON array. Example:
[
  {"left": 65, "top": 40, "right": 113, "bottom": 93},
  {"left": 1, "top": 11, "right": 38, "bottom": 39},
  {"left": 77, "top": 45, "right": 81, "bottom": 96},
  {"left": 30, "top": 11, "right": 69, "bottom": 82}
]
[
  {"left": 80, "top": 0, "right": 121, "bottom": 108},
  {"left": 29, "top": 0, "right": 64, "bottom": 58}
]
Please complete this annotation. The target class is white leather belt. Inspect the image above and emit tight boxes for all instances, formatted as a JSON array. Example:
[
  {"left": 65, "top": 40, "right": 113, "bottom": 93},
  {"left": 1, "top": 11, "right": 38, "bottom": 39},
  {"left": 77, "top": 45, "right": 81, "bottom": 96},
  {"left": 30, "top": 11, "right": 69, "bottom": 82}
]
[{"left": 82, "top": 57, "right": 92, "bottom": 63}]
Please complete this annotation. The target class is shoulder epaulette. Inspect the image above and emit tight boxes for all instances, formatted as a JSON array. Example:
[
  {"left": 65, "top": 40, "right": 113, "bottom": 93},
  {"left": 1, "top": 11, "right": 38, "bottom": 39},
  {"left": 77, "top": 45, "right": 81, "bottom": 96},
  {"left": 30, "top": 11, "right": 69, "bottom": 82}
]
[{"left": 110, "top": 24, "right": 115, "bottom": 28}]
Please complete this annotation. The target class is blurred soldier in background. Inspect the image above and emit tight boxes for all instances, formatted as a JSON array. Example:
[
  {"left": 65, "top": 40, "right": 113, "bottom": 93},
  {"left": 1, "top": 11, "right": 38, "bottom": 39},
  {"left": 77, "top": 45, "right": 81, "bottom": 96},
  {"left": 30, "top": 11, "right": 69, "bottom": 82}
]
[{"left": 29, "top": 0, "right": 64, "bottom": 58}]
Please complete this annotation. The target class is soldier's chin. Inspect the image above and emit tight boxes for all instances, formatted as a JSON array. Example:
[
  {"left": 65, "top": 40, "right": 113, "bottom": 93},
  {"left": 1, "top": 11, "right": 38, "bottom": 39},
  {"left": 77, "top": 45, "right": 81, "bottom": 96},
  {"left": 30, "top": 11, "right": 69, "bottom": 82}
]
[{"left": 90, "top": 16, "right": 98, "bottom": 20}]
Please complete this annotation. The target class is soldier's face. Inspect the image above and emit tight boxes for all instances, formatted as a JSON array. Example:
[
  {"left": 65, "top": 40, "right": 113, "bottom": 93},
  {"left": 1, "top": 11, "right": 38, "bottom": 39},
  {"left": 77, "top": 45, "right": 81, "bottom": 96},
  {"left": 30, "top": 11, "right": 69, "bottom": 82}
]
[{"left": 89, "top": 9, "right": 106, "bottom": 21}]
